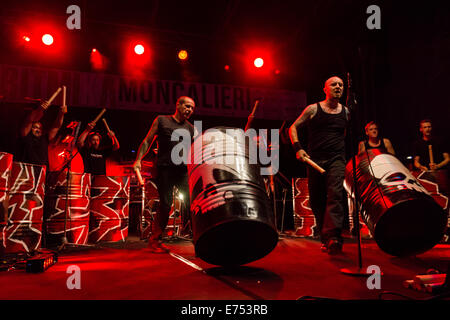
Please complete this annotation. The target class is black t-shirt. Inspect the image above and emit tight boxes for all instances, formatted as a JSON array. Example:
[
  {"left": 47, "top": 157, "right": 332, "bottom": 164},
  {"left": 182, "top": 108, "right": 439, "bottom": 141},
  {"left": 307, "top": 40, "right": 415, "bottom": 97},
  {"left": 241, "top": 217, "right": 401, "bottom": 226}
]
[
  {"left": 306, "top": 103, "right": 348, "bottom": 159},
  {"left": 413, "top": 137, "right": 448, "bottom": 169},
  {"left": 16, "top": 132, "right": 49, "bottom": 167},
  {"left": 80, "top": 146, "right": 113, "bottom": 175},
  {"left": 156, "top": 115, "right": 195, "bottom": 168}
]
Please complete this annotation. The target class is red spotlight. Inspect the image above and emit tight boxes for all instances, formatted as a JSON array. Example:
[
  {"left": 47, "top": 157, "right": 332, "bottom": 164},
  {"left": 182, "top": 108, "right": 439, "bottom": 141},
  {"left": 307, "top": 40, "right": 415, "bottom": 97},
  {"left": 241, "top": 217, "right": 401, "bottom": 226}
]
[
  {"left": 224, "top": 65, "right": 230, "bottom": 71},
  {"left": 134, "top": 44, "right": 145, "bottom": 55},
  {"left": 42, "top": 34, "right": 53, "bottom": 45},
  {"left": 92, "top": 48, "right": 97, "bottom": 52},
  {"left": 254, "top": 58, "right": 264, "bottom": 68},
  {"left": 178, "top": 50, "right": 188, "bottom": 60},
  {"left": 274, "top": 69, "right": 280, "bottom": 75},
  {"left": 23, "top": 36, "right": 31, "bottom": 42}
]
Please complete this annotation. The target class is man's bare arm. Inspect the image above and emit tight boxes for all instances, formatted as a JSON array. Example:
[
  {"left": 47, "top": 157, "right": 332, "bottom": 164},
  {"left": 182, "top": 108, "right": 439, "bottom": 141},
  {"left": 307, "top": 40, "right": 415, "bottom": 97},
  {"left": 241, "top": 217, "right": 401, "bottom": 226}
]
[
  {"left": 20, "top": 101, "right": 49, "bottom": 137},
  {"left": 289, "top": 104, "right": 317, "bottom": 161},
  {"left": 414, "top": 156, "right": 428, "bottom": 171},
  {"left": 48, "top": 106, "right": 67, "bottom": 143},
  {"left": 133, "top": 117, "right": 159, "bottom": 171},
  {"left": 431, "top": 152, "right": 449, "bottom": 170},
  {"left": 384, "top": 138, "right": 395, "bottom": 155}
]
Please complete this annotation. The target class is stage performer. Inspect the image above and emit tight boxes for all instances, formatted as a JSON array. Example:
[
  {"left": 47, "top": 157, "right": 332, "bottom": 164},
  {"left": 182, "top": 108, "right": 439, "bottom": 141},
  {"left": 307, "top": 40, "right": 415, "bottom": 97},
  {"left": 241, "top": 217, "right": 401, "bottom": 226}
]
[
  {"left": 413, "top": 119, "right": 449, "bottom": 172},
  {"left": 77, "top": 121, "right": 120, "bottom": 175},
  {"left": 358, "top": 121, "right": 395, "bottom": 155},
  {"left": 134, "top": 96, "right": 196, "bottom": 253},
  {"left": 289, "top": 76, "right": 349, "bottom": 254},
  {"left": 16, "top": 99, "right": 67, "bottom": 168}
]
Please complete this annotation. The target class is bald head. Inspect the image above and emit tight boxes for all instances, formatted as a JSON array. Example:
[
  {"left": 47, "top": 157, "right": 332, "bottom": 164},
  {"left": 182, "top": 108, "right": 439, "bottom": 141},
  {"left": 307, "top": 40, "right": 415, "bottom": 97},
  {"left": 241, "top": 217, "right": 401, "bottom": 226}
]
[{"left": 323, "top": 76, "right": 344, "bottom": 100}]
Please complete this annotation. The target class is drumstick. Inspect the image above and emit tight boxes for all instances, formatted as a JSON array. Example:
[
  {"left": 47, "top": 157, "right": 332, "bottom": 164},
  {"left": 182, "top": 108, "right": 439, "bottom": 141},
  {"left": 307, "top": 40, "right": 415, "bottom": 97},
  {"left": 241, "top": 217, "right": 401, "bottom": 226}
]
[
  {"left": 134, "top": 167, "right": 145, "bottom": 186},
  {"left": 92, "top": 108, "right": 106, "bottom": 124},
  {"left": 249, "top": 99, "right": 261, "bottom": 117},
  {"left": 305, "top": 157, "right": 326, "bottom": 174},
  {"left": 46, "top": 87, "right": 62, "bottom": 105},
  {"left": 62, "top": 85, "right": 66, "bottom": 107},
  {"left": 102, "top": 118, "right": 111, "bottom": 133},
  {"left": 428, "top": 145, "right": 434, "bottom": 164}
]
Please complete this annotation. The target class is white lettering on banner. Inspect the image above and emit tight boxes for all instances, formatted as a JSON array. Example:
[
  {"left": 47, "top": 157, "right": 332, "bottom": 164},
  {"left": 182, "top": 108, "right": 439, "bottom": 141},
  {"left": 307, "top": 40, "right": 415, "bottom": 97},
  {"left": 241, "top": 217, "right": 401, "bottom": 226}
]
[{"left": 0, "top": 64, "right": 306, "bottom": 120}]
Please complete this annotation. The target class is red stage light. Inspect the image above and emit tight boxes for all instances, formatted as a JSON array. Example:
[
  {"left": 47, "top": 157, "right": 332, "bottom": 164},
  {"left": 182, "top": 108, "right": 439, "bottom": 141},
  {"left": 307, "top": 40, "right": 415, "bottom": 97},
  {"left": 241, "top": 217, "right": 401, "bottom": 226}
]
[
  {"left": 92, "top": 48, "right": 97, "bottom": 52},
  {"left": 23, "top": 36, "right": 31, "bottom": 42},
  {"left": 224, "top": 65, "right": 230, "bottom": 71},
  {"left": 178, "top": 50, "right": 188, "bottom": 60},
  {"left": 134, "top": 44, "right": 145, "bottom": 55},
  {"left": 254, "top": 58, "right": 264, "bottom": 68},
  {"left": 42, "top": 34, "right": 53, "bottom": 45},
  {"left": 274, "top": 69, "right": 280, "bottom": 75}
]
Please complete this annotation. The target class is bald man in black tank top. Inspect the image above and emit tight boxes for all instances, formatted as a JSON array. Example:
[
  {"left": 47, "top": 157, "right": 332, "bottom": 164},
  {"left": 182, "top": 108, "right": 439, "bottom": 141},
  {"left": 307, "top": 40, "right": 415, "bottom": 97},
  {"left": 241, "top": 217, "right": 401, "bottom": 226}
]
[
  {"left": 289, "top": 76, "right": 349, "bottom": 254},
  {"left": 134, "top": 96, "right": 196, "bottom": 253}
]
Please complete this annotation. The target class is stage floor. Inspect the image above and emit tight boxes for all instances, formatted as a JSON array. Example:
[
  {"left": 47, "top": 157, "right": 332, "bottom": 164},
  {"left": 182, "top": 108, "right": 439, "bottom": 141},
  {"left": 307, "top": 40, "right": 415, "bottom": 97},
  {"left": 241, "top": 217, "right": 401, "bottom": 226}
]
[{"left": 1, "top": 235, "right": 449, "bottom": 300}]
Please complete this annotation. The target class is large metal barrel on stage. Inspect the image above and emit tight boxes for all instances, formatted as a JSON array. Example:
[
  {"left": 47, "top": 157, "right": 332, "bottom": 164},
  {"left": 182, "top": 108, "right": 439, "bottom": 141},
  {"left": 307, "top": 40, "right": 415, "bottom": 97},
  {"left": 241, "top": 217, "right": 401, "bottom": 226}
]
[
  {"left": 188, "top": 127, "right": 278, "bottom": 266},
  {"left": 344, "top": 149, "right": 447, "bottom": 256},
  {"left": 44, "top": 171, "right": 91, "bottom": 245},
  {"left": 5, "top": 162, "right": 46, "bottom": 254},
  {"left": 0, "top": 153, "right": 13, "bottom": 256},
  {"left": 89, "top": 175, "right": 130, "bottom": 243}
]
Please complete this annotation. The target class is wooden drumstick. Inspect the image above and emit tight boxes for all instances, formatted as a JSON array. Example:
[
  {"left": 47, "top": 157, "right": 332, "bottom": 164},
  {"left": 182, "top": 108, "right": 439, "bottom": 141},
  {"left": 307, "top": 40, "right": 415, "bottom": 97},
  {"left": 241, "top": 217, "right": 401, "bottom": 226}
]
[
  {"left": 305, "top": 157, "right": 326, "bottom": 174},
  {"left": 428, "top": 144, "right": 434, "bottom": 164},
  {"left": 102, "top": 118, "right": 111, "bottom": 133},
  {"left": 46, "top": 87, "right": 62, "bottom": 105},
  {"left": 92, "top": 108, "right": 107, "bottom": 124},
  {"left": 134, "top": 167, "right": 145, "bottom": 186},
  {"left": 249, "top": 99, "right": 260, "bottom": 117},
  {"left": 62, "top": 85, "right": 66, "bottom": 107}
]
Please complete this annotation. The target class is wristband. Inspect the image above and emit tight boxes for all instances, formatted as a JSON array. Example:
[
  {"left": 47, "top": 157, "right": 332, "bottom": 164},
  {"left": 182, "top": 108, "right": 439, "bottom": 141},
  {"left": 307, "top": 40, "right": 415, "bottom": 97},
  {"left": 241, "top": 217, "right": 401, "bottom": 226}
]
[{"left": 292, "top": 141, "right": 302, "bottom": 152}]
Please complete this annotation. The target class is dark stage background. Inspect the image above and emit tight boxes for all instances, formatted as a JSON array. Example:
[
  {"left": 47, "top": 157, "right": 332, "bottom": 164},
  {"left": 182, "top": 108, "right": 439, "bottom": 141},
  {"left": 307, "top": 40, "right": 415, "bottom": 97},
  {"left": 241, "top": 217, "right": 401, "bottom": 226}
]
[{"left": 0, "top": 0, "right": 448, "bottom": 176}]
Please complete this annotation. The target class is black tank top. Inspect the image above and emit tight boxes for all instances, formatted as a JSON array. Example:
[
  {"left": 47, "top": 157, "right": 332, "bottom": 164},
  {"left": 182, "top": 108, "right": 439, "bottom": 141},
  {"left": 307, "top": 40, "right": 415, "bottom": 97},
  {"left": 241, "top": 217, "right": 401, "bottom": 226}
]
[
  {"left": 156, "top": 115, "right": 195, "bottom": 168},
  {"left": 364, "top": 139, "right": 388, "bottom": 153},
  {"left": 306, "top": 103, "right": 347, "bottom": 159}
]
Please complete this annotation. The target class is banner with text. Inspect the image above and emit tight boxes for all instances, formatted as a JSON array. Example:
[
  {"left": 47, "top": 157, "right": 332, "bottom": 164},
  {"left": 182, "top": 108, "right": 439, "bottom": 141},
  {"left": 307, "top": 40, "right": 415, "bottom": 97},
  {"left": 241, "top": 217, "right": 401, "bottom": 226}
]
[{"left": 0, "top": 64, "right": 306, "bottom": 120}]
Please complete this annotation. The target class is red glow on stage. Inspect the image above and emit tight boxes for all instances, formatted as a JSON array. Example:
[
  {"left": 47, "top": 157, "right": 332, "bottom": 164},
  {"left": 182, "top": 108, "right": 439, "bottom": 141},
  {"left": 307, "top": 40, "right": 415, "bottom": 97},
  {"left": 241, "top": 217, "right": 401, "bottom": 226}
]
[
  {"left": 90, "top": 48, "right": 107, "bottom": 71},
  {"left": 254, "top": 58, "right": 264, "bottom": 68},
  {"left": 178, "top": 50, "right": 188, "bottom": 60},
  {"left": 123, "top": 39, "right": 152, "bottom": 77},
  {"left": 134, "top": 44, "right": 145, "bottom": 55},
  {"left": 42, "top": 34, "right": 53, "bottom": 45},
  {"left": 274, "top": 69, "right": 280, "bottom": 75}
]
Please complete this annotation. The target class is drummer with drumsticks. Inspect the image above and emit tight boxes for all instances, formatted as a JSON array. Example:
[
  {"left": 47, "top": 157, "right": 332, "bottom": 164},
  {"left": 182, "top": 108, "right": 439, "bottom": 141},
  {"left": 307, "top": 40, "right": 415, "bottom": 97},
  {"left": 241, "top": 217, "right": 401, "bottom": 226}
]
[
  {"left": 289, "top": 76, "right": 349, "bottom": 255},
  {"left": 16, "top": 87, "right": 67, "bottom": 168},
  {"left": 413, "top": 119, "right": 449, "bottom": 172},
  {"left": 77, "top": 109, "right": 120, "bottom": 175}
]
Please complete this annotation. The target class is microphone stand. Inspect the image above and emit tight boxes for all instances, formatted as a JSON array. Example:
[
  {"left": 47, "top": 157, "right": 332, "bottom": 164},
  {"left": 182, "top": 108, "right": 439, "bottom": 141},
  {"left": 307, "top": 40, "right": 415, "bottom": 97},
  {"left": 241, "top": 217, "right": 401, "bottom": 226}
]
[
  {"left": 58, "top": 122, "right": 93, "bottom": 251},
  {"left": 340, "top": 73, "right": 370, "bottom": 277}
]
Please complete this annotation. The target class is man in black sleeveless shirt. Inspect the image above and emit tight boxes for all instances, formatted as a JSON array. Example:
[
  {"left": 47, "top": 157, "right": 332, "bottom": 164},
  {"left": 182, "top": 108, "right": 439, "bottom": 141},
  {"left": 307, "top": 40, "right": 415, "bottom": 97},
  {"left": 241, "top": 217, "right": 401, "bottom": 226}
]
[
  {"left": 134, "top": 96, "right": 196, "bottom": 253},
  {"left": 16, "top": 100, "right": 67, "bottom": 168},
  {"left": 358, "top": 121, "right": 395, "bottom": 155},
  {"left": 289, "top": 76, "right": 349, "bottom": 254}
]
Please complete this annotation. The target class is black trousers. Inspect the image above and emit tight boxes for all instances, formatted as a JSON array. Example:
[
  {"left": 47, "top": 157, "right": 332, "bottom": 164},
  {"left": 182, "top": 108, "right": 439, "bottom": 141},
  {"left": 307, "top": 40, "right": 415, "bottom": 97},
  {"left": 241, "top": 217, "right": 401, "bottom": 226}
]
[
  {"left": 151, "top": 166, "right": 190, "bottom": 240},
  {"left": 307, "top": 154, "right": 346, "bottom": 244}
]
